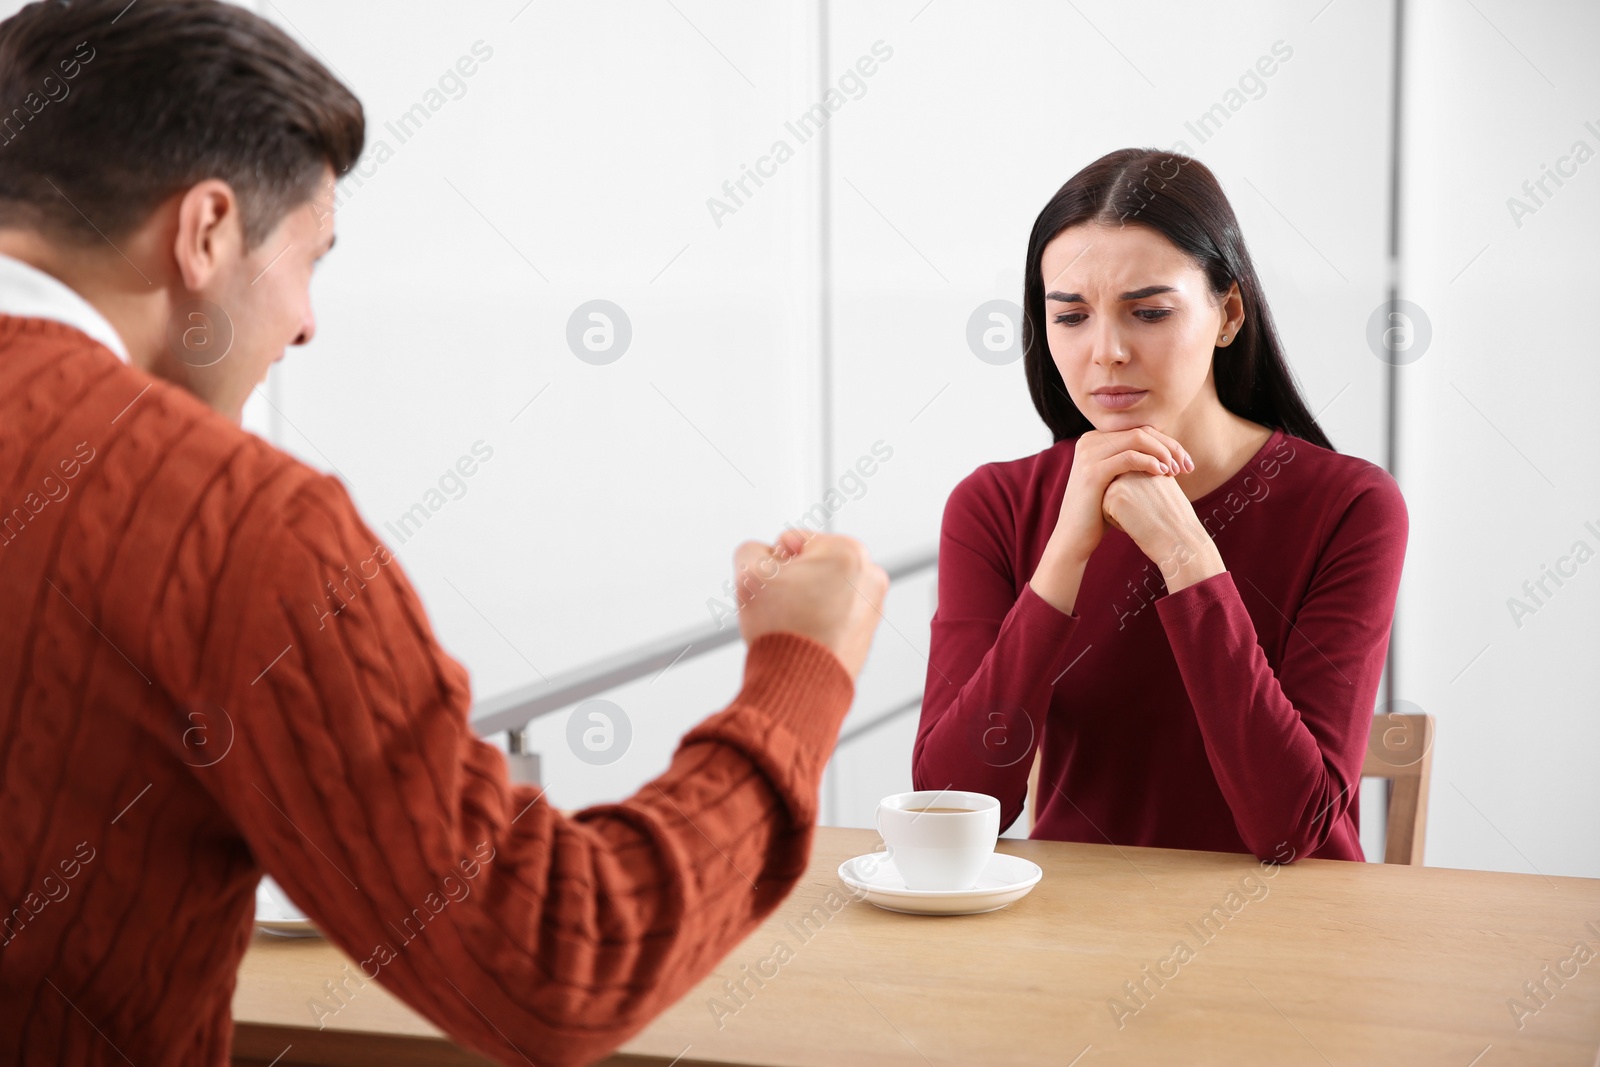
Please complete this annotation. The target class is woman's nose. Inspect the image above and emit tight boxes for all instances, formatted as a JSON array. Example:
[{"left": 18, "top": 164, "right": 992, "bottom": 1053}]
[{"left": 1090, "top": 323, "right": 1128, "bottom": 365}]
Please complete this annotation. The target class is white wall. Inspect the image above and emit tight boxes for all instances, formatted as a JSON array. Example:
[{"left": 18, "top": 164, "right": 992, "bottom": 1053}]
[
  {"left": 1394, "top": 0, "right": 1600, "bottom": 878},
  {"left": 241, "top": 0, "right": 1405, "bottom": 851},
  {"left": 10, "top": 0, "right": 1592, "bottom": 875},
  {"left": 815, "top": 0, "right": 1398, "bottom": 844}
]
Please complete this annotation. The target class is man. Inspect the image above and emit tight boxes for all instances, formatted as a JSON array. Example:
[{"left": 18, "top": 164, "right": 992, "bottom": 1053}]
[{"left": 0, "top": 2, "right": 888, "bottom": 1064}]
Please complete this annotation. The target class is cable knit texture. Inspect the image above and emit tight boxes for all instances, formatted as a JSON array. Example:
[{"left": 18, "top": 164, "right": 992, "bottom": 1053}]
[{"left": 0, "top": 314, "right": 856, "bottom": 1066}]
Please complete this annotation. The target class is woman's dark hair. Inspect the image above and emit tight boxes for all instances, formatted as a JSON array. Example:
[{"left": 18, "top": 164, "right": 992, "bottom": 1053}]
[
  {"left": 1022, "top": 148, "right": 1333, "bottom": 450},
  {"left": 0, "top": 0, "right": 365, "bottom": 250}
]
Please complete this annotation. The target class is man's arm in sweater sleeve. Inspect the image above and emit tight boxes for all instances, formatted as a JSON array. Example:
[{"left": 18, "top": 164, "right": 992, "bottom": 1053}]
[
  {"left": 190, "top": 475, "right": 856, "bottom": 1067},
  {"left": 1154, "top": 467, "right": 1409, "bottom": 861},
  {"left": 912, "top": 465, "right": 1083, "bottom": 832}
]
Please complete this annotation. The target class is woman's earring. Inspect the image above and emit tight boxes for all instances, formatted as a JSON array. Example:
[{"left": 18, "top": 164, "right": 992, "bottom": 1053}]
[{"left": 1219, "top": 334, "right": 1228, "bottom": 343}]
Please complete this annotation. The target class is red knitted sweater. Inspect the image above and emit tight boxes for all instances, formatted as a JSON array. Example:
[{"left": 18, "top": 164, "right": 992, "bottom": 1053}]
[{"left": 0, "top": 313, "right": 855, "bottom": 1066}]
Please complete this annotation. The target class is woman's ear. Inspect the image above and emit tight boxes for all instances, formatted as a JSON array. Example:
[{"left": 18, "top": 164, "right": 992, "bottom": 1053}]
[{"left": 1218, "top": 280, "right": 1245, "bottom": 343}]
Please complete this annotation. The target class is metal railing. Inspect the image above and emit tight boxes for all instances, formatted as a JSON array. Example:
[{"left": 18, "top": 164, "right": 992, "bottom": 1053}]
[{"left": 470, "top": 546, "right": 939, "bottom": 742}]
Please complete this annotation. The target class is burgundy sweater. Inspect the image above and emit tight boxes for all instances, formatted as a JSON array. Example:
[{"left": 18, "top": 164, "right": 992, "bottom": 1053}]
[
  {"left": 0, "top": 314, "right": 857, "bottom": 1066},
  {"left": 913, "top": 426, "right": 1408, "bottom": 862}
]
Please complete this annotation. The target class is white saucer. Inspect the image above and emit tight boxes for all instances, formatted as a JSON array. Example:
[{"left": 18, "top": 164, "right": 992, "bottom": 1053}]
[
  {"left": 255, "top": 875, "right": 321, "bottom": 938},
  {"left": 837, "top": 851, "right": 1043, "bottom": 916}
]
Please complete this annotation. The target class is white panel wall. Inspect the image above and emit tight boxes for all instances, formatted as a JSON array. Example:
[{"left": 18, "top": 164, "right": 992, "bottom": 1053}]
[
  {"left": 8, "top": 0, "right": 1589, "bottom": 873},
  {"left": 1395, "top": 0, "right": 1600, "bottom": 877},
  {"left": 234, "top": 0, "right": 838, "bottom": 815},
  {"left": 248, "top": 1, "right": 826, "bottom": 703},
  {"left": 818, "top": 0, "right": 1397, "bottom": 842}
]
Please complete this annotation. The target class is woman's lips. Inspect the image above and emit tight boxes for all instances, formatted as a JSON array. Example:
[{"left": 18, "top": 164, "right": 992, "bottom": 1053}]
[{"left": 1092, "top": 390, "right": 1148, "bottom": 411}]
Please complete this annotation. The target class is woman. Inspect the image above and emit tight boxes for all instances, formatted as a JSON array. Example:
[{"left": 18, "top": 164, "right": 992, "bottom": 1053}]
[{"left": 911, "top": 148, "right": 1407, "bottom": 863}]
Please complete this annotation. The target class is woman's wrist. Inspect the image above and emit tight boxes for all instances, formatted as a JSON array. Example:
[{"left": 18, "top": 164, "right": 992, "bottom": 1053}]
[
  {"left": 1161, "top": 536, "right": 1226, "bottom": 594},
  {"left": 1030, "top": 534, "right": 1091, "bottom": 615}
]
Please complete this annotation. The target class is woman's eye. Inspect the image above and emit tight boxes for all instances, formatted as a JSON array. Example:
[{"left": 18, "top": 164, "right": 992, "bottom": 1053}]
[{"left": 1051, "top": 309, "right": 1172, "bottom": 326}]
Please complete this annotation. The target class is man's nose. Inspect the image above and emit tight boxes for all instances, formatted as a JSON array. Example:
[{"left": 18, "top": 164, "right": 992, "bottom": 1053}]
[{"left": 291, "top": 311, "right": 316, "bottom": 347}]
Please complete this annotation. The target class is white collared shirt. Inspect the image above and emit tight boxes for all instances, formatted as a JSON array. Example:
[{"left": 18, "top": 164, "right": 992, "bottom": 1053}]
[{"left": 0, "top": 251, "right": 130, "bottom": 363}]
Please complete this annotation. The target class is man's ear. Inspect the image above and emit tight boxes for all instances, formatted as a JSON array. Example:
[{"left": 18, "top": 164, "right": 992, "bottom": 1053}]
[{"left": 172, "top": 179, "right": 244, "bottom": 292}]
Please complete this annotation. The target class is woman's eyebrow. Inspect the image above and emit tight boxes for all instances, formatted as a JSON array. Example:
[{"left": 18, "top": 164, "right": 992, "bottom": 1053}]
[{"left": 1045, "top": 284, "right": 1177, "bottom": 302}]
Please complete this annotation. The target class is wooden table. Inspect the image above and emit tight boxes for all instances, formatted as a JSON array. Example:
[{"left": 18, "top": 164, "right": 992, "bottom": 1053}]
[{"left": 233, "top": 826, "right": 1600, "bottom": 1066}]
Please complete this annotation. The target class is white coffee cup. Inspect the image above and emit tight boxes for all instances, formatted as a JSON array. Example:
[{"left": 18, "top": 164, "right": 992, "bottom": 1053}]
[{"left": 875, "top": 790, "right": 1000, "bottom": 891}]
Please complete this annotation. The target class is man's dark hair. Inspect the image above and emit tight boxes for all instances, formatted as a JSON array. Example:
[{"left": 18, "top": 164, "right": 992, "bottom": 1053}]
[{"left": 0, "top": 0, "right": 364, "bottom": 249}]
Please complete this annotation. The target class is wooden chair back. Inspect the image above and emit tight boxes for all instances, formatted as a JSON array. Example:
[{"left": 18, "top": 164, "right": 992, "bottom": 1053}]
[
  {"left": 1022, "top": 713, "right": 1435, "bottom": 864},
  {"left": 1361, "top": 712, "right": 1435, "bottom": 864}
]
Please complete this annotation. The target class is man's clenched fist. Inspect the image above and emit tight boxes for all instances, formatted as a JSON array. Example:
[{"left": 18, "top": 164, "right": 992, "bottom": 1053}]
[{"left": 732, "top": 530, "right": 888, "bottom": 681}]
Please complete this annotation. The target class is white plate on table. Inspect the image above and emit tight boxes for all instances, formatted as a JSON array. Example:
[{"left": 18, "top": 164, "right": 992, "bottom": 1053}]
[
  {"left": 837, "top": 851, "right": 1043, "bottom": 916},
  {"left": 255, "top": 875, "right": 320, "bottom": 938}
]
